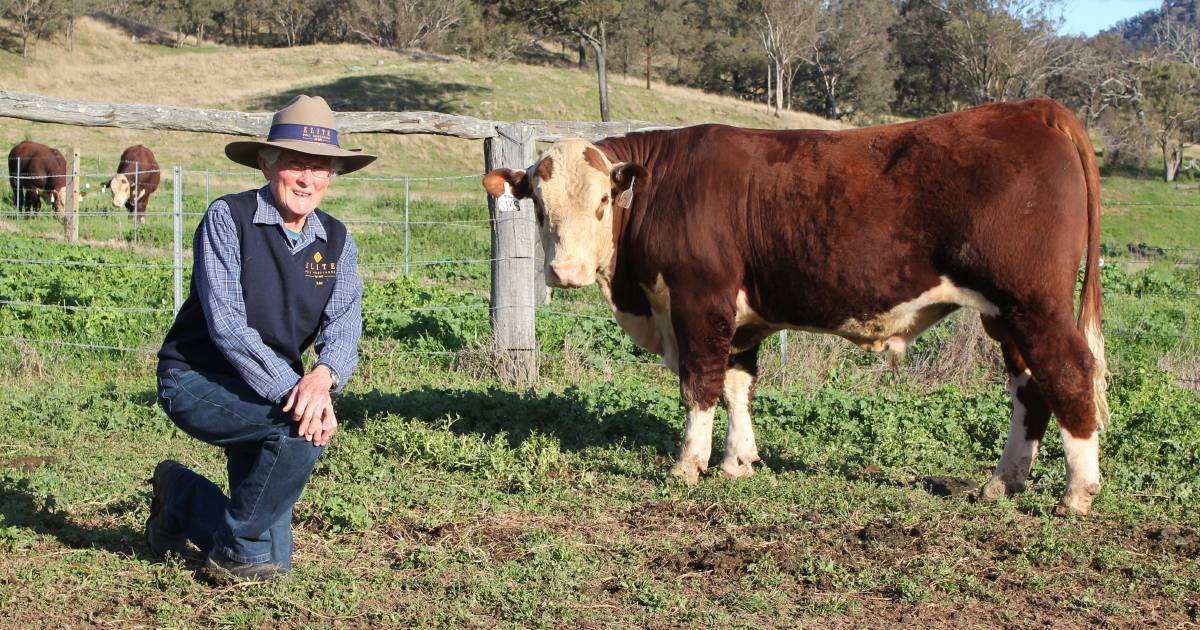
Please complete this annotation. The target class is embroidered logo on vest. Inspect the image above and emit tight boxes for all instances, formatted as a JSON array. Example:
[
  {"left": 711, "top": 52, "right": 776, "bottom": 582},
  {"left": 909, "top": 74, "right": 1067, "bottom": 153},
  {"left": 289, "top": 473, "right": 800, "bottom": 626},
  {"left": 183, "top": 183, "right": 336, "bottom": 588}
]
[{"left": 305, "top": 250, "right": 336, "bottom": 285}]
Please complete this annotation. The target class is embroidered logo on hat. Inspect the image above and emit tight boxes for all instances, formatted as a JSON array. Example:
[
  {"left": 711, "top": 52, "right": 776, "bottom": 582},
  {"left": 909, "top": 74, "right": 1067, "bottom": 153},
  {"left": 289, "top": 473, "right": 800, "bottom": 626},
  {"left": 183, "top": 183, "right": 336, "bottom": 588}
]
[{"left": 269, "top": 124, "right": 339, "bottom": 146}]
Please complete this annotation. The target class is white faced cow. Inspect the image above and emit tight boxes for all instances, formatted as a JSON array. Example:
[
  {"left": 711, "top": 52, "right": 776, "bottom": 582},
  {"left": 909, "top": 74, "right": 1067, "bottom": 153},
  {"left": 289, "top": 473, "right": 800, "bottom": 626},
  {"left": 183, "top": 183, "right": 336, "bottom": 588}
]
[
  {"left": 484, "top": 99, "right": 1109, "bottom": 515},
  {"left": 103, "top": 145, "right": 160, "bottom": 224}
]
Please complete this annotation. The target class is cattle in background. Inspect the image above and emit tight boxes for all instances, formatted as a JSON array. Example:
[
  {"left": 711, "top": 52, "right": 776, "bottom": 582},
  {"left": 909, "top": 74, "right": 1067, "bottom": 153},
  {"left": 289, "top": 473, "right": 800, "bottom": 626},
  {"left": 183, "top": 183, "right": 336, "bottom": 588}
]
[
  {"left": 8, "top": 140, "right": 69, "bottom": 216},
  {"left": 485, "top": 99, "right": 1109, "bottom": 515},
  {"left": 103, "top": 145, "right": 160, "bottom": 223}
]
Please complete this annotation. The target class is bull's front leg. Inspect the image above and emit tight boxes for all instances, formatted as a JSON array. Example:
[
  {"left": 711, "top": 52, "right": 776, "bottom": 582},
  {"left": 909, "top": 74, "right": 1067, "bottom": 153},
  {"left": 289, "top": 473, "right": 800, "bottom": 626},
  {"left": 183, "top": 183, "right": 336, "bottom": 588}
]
[
  {"left": 667, "top": 294, "right": 736, "bottom": 485},
  {"left": 719, "top": 344, "right": 761, "bottom": 478}
]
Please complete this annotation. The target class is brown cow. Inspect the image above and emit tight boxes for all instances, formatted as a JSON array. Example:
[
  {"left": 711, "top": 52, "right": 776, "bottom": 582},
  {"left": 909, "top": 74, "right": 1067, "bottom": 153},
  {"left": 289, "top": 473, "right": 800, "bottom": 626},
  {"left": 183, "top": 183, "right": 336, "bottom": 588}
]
[
  {"left": 484, "top": 99, "right": 1109, "bottom": 515},
  {"left": 103, "top": 145, "right": 160, "bottom": 223},
  {"left": 8, "top": 140, "right": 69, "bottom": 216}
]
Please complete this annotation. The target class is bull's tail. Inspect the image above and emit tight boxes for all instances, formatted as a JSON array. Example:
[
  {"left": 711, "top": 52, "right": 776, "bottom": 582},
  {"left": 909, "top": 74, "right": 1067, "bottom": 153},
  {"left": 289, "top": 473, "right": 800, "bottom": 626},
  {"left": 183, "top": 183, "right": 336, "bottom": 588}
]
[{"left": 1054, "top": 105, "right": 1109, "bottom": 429}]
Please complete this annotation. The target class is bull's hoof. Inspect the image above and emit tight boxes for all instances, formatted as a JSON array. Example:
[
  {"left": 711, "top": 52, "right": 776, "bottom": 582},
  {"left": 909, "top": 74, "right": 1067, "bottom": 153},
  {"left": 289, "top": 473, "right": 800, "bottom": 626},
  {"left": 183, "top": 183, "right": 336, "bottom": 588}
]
[
  {"left": 669, "top": 459, "right": 705, "bottom": 485},
  {"left": 980, "top": 476, "right": 1026, "bottom": 501},
  {"left": 1055, "top": 483, "right": 1102, "bottom": 516},
  {"left": 717, "top": 456, "right": 756, "bottom": 478}
]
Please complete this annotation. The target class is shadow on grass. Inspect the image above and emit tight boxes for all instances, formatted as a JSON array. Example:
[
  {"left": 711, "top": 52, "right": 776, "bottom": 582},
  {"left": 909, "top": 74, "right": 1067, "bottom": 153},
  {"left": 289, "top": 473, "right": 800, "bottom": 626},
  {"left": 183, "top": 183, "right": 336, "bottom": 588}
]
[
  {"left": 335, "top": 385, "right": 812, "bottom": 478},
  {"left": 250, "top": 75, "right": 486, "bottom": 113},
  {"left": 0, "top": 474, "right": 156, "bottom": 561},
  {"left": 337, "top": 385, "right": 681, "bottom": 456}
]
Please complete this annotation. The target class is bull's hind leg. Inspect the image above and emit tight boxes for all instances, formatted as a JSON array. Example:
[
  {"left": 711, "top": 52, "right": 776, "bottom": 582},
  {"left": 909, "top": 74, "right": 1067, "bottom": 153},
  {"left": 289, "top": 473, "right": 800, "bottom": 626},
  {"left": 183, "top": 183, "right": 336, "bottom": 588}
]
[
  {"left": 719, "top": 344, "right": 761, "bottom": 478},
  {"left": 980, "top": 317, "right": 1050, "bottom": 499},
  {"left": 1006, "top": 310, "right": 1103, "bottom": 515}
]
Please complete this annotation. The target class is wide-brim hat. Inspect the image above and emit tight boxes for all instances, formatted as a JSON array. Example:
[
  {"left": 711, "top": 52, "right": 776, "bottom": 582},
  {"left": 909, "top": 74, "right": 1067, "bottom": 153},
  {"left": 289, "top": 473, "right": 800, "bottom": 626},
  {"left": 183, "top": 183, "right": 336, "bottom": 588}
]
[{"left": 225, "top": 95, "right": 377, "bottom": 174}]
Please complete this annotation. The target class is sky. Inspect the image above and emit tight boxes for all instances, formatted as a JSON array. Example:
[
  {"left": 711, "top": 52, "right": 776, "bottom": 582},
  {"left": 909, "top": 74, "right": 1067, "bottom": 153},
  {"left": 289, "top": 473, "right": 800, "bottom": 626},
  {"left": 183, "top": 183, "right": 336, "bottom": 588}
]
[{"left": 1058, "top": 0, "right": 1164, "bottom": 36}]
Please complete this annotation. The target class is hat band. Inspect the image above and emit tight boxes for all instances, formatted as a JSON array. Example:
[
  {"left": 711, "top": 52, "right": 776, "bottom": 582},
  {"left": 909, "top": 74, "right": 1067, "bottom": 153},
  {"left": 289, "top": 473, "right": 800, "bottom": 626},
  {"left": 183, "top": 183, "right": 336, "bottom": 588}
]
[{"left": 267, "top": 123, "right": 339, "bottom": 146}]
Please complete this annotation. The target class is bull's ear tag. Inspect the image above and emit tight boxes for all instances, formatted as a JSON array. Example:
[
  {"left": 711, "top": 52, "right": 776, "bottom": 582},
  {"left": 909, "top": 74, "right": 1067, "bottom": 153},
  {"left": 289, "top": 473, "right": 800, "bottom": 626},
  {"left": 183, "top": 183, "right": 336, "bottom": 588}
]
[
  {"left": 498, "top": 183, "right": 519, "bottom": 213},
  {"left": 617, "top": 176, "right": 636, "bottom": 209}
]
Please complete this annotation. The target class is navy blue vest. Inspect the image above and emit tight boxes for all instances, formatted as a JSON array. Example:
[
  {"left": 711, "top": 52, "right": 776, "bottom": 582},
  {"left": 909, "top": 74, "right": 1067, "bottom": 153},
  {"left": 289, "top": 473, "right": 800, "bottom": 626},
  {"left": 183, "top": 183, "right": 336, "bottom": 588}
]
[{"left": 157, "top": 189, "right": 347, "bottom": 379}]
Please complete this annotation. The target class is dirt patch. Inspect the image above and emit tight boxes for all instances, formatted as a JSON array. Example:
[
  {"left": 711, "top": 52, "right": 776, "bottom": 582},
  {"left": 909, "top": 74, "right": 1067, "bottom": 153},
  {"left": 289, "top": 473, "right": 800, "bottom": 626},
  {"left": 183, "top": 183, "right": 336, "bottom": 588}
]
[
  {"left": 652, "top": 536, "right": 755, "bottom": 577},
  {"left": 1142, "top": 525, "right": 1200, "bottom": 558},
  {"left": 625, "top": 500, "right": 738, "bottom": 530},
  {"left": 0, "top": 456, "right": 56, "bottom": 472},
  {"left": 856, "top": 522, "right": 925, "bottom": 549}
]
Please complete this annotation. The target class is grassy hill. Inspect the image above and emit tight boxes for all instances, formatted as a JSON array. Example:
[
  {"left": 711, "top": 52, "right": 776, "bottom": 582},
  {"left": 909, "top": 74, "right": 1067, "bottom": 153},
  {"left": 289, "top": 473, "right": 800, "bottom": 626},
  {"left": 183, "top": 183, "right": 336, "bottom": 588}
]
[{"left": 0, "top": 17, "right": 841, "bottom": 177}]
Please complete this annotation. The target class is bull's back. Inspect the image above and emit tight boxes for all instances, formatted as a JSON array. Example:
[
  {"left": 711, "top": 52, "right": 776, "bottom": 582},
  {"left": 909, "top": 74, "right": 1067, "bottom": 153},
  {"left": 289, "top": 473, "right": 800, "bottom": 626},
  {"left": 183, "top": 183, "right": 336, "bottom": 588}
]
[
  {"left": 8, "top": 141, "right": 64, "bottom": 187},
  {"left": 628, "top": 101, "right": 1091, "bottom": 328}
]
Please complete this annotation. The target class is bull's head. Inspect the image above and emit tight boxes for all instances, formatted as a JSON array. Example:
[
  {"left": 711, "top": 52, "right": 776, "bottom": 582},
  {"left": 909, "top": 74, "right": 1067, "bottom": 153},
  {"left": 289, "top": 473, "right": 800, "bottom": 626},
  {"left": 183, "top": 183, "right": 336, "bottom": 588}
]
[
  {"left": 48, "top": 187, "right": 88, "bottom": 216},
  {"left": 105, "top": 173, "right": 133, "bottom": 207},
  {"left": 483, "top": 139, "right": 648, "bottom": 288}
]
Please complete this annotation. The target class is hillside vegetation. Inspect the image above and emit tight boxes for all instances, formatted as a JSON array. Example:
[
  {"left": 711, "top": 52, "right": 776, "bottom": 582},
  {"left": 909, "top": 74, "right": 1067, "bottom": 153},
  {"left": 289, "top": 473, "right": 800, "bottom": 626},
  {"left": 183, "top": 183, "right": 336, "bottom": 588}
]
[{"left": 0, "top": 17, "right": 841, "bottom": 176}]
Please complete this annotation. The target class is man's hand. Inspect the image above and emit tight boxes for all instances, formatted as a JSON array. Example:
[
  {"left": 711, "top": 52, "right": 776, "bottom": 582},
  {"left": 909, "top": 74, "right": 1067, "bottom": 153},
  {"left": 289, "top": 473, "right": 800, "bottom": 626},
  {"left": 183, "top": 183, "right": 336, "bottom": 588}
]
[{"left": 282, "top": 365, "right": 338, "bottom": 446}]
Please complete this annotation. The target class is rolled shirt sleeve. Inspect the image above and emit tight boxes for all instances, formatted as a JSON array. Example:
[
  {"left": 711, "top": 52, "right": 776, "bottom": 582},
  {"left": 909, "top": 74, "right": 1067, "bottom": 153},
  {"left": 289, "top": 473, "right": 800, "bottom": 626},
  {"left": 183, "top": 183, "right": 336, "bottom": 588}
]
[
  {"left": 194, "top": 200, "right": 301, "bottom": 402},
  {"left": 314, "top": 233, "right": 363, "bottom": 392}
]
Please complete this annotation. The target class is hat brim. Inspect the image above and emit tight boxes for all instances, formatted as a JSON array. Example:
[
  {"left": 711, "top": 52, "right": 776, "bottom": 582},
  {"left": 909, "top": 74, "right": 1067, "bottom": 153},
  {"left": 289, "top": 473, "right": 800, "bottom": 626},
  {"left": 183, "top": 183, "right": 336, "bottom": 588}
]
[{"left": 225, "top": 138, "right": 377, "bottom": 174}]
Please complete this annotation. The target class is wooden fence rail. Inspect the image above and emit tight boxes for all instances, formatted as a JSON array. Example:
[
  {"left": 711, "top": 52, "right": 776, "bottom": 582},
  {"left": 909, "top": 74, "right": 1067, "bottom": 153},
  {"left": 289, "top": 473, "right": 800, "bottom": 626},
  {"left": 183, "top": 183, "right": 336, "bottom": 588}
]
[
  {"left": 0, "top": 90, "right": 673, "bottom": 142},
  {"left": 1, "top": 90, "right": 675, "bottom": 382}
]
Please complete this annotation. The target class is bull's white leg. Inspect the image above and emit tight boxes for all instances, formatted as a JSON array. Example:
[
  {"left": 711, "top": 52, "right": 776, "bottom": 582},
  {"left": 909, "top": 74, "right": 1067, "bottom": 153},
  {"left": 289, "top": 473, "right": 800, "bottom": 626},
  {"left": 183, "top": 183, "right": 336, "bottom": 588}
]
[
  {"left": 1059, "top": 428, "right": 1102, "bottom": 515},
  {"left": 982, "top": 371, "right": 1041, "bottom": 499},
  {"left": 669, "top": 404, "right": 715, "bottom": 485},
  {"left": 719, "top": 367, "right": 759, "bottom": 477}
]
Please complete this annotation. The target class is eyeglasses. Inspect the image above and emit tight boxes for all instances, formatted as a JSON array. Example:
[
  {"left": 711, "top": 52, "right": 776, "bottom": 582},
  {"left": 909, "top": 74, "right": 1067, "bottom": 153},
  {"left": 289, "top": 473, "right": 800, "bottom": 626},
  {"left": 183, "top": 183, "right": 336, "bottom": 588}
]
[{"left": 279, "top": 159, "right": 335, "bottom": 181}]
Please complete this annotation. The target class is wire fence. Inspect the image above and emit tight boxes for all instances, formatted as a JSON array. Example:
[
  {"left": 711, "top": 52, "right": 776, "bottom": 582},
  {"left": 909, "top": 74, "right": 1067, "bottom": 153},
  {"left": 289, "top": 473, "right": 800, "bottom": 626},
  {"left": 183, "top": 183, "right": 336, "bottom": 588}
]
[{"left": 3, "top": 164, "right": 1200, "bottom": 390}]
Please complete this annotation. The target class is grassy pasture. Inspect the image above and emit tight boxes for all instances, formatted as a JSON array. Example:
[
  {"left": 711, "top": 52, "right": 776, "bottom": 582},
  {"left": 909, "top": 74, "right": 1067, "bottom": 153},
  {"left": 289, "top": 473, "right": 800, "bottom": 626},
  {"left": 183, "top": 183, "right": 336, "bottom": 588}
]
[
  {"left": 2, "top": 15, "right": 1200, "bottom": 628},
  {"left": 1, "top": 170, "right": 1198, "bottom": 627}
]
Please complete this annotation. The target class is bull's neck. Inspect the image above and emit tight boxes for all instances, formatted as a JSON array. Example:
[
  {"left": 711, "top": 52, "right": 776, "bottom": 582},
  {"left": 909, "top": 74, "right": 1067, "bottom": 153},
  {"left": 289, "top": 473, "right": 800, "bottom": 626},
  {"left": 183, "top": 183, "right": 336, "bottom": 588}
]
[
  {"left": 595, "top": 133, "right": 660, "bottom": 172},
  {"left": 595, "top": 132, "right": 664, "bottom": 285}
]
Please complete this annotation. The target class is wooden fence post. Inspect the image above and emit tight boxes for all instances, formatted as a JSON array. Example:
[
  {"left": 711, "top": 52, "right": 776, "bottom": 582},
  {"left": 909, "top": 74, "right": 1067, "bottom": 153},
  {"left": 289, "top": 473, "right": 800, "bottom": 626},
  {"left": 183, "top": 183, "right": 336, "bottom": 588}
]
[
  {"left": 63, "top": 148, "right": 80, "bottom": 242},
  {"left": 485, "top": 123, "right": 537, "bottom": 383}
]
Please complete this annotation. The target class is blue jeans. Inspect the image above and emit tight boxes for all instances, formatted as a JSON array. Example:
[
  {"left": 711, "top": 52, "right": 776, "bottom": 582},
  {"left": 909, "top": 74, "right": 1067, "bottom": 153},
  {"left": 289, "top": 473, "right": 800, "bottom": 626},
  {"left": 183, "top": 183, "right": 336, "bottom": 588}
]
[{"left": 156, "top": 368, "right": 322, "bottom": 570}]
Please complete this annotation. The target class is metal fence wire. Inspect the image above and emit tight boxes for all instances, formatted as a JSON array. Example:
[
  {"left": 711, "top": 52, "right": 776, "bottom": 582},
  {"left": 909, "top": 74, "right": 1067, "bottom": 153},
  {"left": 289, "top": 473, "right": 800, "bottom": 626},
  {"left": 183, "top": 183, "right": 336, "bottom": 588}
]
[{"left": 2, "top": 165, "right": 1199, "bottom": 387}]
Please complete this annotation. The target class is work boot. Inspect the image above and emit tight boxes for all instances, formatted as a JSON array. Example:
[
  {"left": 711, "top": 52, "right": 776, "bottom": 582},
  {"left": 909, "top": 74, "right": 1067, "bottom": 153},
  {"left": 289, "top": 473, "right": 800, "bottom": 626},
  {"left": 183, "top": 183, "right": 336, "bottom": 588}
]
[
  {"left": 145, "top": 459, "right": 190, "bottom": 557},
  {"left": 203, "top": 548, "right": 288, "bottom": 585}
]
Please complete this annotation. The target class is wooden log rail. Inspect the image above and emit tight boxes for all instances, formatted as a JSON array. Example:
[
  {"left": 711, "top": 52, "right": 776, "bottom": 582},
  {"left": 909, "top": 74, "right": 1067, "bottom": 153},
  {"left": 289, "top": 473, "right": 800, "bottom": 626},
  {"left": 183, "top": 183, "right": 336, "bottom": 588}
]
[{"left": 0, "top": 90, "right": 674, "bottom": 142}]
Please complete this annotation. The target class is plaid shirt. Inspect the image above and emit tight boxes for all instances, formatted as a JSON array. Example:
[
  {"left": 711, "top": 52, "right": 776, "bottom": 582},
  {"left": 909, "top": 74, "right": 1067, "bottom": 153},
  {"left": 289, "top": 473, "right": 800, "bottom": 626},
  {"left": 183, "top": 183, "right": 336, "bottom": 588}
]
[{"left": 193, "top": 186, "right": 362, "bottom": 402}]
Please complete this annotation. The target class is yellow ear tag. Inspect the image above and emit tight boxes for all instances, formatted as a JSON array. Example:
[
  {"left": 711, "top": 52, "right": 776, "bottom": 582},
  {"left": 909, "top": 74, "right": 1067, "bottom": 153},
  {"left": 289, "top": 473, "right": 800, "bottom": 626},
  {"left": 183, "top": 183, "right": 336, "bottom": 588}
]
[{"left": 617, "top": 176, "right": 636, "bottom": 209}]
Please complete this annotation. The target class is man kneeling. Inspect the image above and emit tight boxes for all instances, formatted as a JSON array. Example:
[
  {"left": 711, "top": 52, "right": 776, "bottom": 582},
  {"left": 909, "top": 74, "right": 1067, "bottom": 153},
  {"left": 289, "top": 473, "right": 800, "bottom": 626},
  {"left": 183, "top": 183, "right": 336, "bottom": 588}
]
[{"left": 150, "top": 95, "right": 374, "bottom": 583}]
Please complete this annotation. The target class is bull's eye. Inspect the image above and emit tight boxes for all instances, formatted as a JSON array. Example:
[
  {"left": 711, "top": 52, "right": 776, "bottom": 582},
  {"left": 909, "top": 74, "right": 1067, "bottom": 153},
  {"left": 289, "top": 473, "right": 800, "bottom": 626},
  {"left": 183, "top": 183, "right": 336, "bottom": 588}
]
[{"left": 600, "top": 194, "right": 609, "bottom": 204}]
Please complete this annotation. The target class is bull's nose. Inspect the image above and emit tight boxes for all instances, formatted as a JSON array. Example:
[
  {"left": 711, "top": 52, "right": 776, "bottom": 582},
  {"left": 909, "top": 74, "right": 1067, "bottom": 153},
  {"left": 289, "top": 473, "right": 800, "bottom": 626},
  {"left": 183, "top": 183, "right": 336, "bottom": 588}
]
[{"left": 548, "top": 263, "right": 589, "bottom": 288}]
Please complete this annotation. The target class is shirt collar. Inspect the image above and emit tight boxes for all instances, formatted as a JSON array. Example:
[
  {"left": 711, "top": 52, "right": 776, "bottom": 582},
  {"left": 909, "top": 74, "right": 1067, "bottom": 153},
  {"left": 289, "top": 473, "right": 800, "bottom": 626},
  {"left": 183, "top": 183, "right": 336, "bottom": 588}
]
[{"left": 253, "top": 185, "right": 327, "bottom": 242}]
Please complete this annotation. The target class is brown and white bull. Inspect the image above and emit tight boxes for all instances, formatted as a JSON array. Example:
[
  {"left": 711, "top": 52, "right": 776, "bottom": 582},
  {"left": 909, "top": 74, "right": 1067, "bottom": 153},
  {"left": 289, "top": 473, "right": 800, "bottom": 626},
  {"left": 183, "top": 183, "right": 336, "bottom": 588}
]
[
  {"left": 103, "top": 144, "right": 160, "bottom": 223},
  {"left": 8, "top": 140, "right": 70, "bottom": 216},
  {"left": 484, "top": 99, "right": 1109, "bottom": 515}
]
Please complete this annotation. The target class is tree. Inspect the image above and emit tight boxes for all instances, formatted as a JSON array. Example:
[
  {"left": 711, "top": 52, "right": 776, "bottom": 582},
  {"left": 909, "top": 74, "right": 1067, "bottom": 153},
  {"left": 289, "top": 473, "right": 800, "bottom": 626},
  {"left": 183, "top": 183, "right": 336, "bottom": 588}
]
[
  {"left": 267, "top": 0, "right": 313, "bottom": 46},
  {"left": 349, "top": 0, "right": 467, "bottom": 50},
  {"left": 624, "top": 0, "right": 686, "bottom": 89},
  {"left": 755, "top": 0, "right": 820, "bottom": 116},
  {"left": 668, "top": 0, "right": 759, "bottom": 100},
  {"left": 1140, "top": 59, "right": 1200, "bottom": 181},
  {"left": 1043, "top": 33, "right": 1135, "bottom": 129},
  {"left": 63, "top": 0, "right": 100, "bottom": 51},
  {"left": 3, "top": 0, "right": 65, "bottom": 57},
  {"left": 890, "top": 0, "right": 963, "bottom": 115},
  {"left": 799, "top": 0, "right": 897, "bottom": 120},
  {"left": 499, "top": 0, "right": 624, "bottom": 121},
  {"left": 941, "top": 0, "right": 1082, "bottom": 104},
  {"left": 450, "top": 3, "right": 533, "bottom": 63}
]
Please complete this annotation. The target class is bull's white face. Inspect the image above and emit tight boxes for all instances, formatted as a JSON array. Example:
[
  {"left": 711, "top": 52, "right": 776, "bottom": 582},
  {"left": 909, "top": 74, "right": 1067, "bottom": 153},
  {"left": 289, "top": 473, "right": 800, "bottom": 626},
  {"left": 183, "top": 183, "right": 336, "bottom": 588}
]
[
  {"left": 107, "top": 173, "right": 131, "bottom": 207},
  {"left": 484, "top": 139, "right": 641, "bottom": 288}
]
